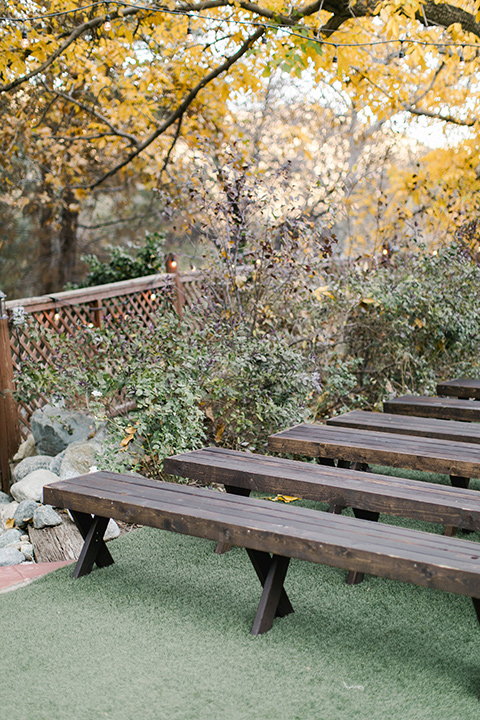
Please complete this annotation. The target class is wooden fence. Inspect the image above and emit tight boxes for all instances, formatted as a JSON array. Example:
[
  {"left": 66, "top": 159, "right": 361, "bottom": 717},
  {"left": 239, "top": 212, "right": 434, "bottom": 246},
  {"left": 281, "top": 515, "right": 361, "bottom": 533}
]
[{"left": 0, "top": 263, "right": 203, "bottom": 492}]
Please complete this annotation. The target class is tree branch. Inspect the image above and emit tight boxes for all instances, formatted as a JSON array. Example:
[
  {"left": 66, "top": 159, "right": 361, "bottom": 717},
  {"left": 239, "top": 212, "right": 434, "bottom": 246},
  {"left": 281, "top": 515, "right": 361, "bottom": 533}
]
[
  {"left": 82, "top": 26, "right": 265, "bottom": 189},
  {"left": 43, "top": 85, "right": 140, "bottom": 147}
]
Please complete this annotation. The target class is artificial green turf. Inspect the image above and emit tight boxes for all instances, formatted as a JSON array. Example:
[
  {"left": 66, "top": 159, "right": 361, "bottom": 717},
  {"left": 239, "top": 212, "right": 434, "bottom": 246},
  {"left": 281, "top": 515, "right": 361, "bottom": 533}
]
[{"left": 2, "top": 473, "right": 480, "bottom": 720}]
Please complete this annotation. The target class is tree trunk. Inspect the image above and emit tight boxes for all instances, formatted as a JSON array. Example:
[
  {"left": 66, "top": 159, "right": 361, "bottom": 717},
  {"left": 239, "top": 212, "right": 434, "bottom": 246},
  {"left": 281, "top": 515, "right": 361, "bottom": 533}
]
[{"left": 37, "top": 188, "right": 79, "bottom": 294}]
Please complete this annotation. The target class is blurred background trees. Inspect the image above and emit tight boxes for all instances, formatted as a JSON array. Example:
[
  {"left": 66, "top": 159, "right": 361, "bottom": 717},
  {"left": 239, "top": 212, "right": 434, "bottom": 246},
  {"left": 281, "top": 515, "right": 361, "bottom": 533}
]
[{"left": 1, "top": 0, "right": 480, "bottom": 297}]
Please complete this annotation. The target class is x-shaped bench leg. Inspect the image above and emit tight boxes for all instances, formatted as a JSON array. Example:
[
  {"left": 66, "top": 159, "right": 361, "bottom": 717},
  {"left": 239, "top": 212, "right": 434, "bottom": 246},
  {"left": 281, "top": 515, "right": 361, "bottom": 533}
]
[
  {"left": 70, "top": 511, "right": 115, "bottom": 579},
  {"left": 247, "top": 551, "right": 292, "bottom": 636}
]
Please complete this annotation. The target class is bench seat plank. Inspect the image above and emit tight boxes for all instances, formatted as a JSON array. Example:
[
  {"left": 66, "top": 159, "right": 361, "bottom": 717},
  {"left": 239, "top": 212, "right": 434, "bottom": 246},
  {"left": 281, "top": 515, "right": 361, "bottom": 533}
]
[
  {"left": 326, "top": 410, "right": 480, "bottom": 444},
  {"left": 43, "top": 472, "right": 480, "bottom": 598},
  {"left": 437, "top": 378, "right": 480, "bottom": 400},
  {"left": 384, "top": 395, "right": 480, "bottom": 422},
  {"left": 164, "top": 447, "right": 480, "bottom": 532},
  {"left": 268, "top": 423, "right": 480, "bottom": 478}
]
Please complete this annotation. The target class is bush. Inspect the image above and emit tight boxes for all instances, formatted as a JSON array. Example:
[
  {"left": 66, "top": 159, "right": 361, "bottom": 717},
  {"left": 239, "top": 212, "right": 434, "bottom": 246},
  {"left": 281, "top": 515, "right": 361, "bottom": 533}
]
[
  {"left": 311, "top": 243, "right": 480, "bottom": 416},
  {"left": 16, "top": 309, "right": 314, "bottom": 476}
]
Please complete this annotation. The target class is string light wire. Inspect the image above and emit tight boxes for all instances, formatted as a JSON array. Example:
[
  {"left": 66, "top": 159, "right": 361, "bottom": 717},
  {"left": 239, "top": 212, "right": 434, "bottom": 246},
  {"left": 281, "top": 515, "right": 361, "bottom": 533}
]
[{"left": 1, "top": 1, "right": 480, "bottom": 53}]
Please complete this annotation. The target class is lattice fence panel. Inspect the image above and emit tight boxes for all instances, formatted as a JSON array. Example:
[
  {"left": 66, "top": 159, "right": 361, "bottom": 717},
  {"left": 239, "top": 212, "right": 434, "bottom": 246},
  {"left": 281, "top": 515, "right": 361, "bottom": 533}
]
[{"left": 8, "top": 274, "right": 201, "bottom": 439}]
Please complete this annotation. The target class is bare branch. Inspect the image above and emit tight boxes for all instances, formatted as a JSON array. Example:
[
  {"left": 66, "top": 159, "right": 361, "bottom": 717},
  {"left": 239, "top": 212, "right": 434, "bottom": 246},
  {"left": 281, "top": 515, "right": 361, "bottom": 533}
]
[
  {"left": 43, "top": 86, "right": 140, "bottom": 147},
  {"left": 82, "top": 26, "right": 265, "bottom": 189}
]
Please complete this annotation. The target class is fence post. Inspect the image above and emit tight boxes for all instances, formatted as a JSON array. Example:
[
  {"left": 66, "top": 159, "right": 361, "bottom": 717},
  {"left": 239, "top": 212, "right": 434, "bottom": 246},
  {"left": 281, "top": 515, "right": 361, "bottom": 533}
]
[
  {"left": 0, "top": 292, "right": 20, "bottom": 493},
  {"left": 165, "top": 254, "right": 185, "bottom": 317}
]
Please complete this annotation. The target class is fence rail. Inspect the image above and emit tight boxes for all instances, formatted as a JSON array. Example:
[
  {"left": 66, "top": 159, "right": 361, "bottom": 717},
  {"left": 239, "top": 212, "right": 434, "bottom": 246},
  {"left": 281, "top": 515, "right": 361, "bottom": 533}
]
[{"left": 0, "top": 266, "right": 203, "bottom": 492}]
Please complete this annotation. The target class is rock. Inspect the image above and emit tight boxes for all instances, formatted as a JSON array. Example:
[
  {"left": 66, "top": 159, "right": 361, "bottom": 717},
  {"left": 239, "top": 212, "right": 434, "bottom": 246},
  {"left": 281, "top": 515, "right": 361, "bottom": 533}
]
[
  {"left": 0, "top": 502, "right": 18, "bottom": 532},
  {"left": 31, "top": 405, "right": 96, "bottom": 456},
  {"left": 104, "top": 519, "right": 120, "bottom": 541},
  {"left": 0, "top": 491, "right": 11, "bottom": 505},
  {"left": 20, "top": 542, "right": 34, "bottom": 561},
  {"left": 0, "top": 528, "right": 23, "bottom": 550},
  {"left": 12, "top": 433, "right": 37, "bottom": 462},
  {"left": 10, "top": 469, "right": 60, "bottom": 503},
  {"left": 12, "top": 456, "right": 54, "bottom": 483},
  {"left": 0, "top": 547, "right": 26, "bottom": 566},
  {"left": 14, "top": 500, "right": 40, "bottom": 529},
  {"left": 33, "top": 505, "right": 63, "bottom": 529},
  {"left": 59, "top": 441, "right": 101, "bottom": 480},
  {"left": 49, "top": 450, "right": 67, "bottom": 476}
]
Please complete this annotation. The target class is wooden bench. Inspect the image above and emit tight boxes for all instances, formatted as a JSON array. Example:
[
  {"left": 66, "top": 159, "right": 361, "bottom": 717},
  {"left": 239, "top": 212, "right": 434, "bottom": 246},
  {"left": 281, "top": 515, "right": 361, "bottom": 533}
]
[
  {"left": 437, "top": 378, "right": 480, "bottom": 400},
  {"left": 164, "top": 446, "right": 480, "bottom": 534},
  {"left": 43, "top": 470, "right": 480, "bottom": 663},
  {"left": 326, "top": 410, "right": 480, "bottom": 444},
  {"left": 384, "top": 395, "right": 480, "bottom": 422},
  {"left": 268, "top": 423, "right": 480, "bottom": 489}
]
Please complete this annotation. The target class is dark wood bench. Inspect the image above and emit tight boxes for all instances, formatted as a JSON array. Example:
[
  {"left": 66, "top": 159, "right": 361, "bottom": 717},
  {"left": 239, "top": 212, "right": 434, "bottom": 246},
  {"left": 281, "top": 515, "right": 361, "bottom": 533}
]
[
  {"left": 384, "top": 395, "right": 480, "bottom": 422},
  {"left": 326, "top": 410, "right": 480, "bottom": 444},
  {"left": 164, "top": 446, "right": 480, "bottom": 534},
  {"left": 437, "top": 378, "right": 480, "bottom": 400},
  {"left": 268, "top": 423, "right": 480, "bottom": 489},
  {"left": 43, "top": 470, "right": 480, "bottom": 670}
]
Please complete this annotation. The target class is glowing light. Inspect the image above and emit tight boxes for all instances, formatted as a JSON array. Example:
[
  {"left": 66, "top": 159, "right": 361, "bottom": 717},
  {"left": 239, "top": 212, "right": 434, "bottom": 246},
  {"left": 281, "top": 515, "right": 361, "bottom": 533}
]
[
  {"left": 54, "top": 312, "right": 61, "bottom": 321},
  {"left": 170, "top": 260, "right": 177, "bottom": 269},
  {"left": 382, "top": 248, "right": 388, "bottom": 255},
  {"left": 104, "top": 14, "right": 112, "bottom": 31},
  {"left": 21, "top": 29, "right": 28, "bottom": 48},
  {"left": 150, "top": 293, "right": 157, "bottom": 300}
]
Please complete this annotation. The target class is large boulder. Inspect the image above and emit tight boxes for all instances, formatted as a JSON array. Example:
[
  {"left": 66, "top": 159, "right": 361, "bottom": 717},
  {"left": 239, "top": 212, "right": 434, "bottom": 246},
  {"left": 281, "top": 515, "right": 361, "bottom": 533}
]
[
  {"left": 10, "top": 469, "right": 60, "bottom": 503},
  {"left": 59, "top": 440, "right": 101, "bottom": 480},
  {"left": 12, "top": 456, "right": 54, "bottom": 484},
  {"left": 12, "top": 433, "right": 36, "bottom": 463},
  {"left": 31, "top": 405, "right": 96, "bottom": 456}
]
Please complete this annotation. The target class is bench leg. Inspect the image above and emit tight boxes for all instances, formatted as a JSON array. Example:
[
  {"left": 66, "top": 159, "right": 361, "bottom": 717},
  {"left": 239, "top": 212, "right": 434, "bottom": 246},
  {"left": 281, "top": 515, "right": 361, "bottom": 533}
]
[
  {"left": 215, "top": 486, "right": 251, "bottom": 554},
  {"left": 70, "top": 512, "right": 114, "bottom": 578},
  {"left": 250, "top": 554, "right": 291, "bottom": 636},
  {"left": 246, "top": 548, "right": 294, "bottom": 619},
  {"left": 345, "top": 508, "right": 380, "bottom": 585},
  {"left": 450, "top": 475, "right": 470, "bottom": 489}
]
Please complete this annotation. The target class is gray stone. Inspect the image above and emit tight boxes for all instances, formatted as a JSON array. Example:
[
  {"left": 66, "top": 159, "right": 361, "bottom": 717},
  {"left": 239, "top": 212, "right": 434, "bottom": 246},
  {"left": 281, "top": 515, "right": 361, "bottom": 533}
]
[
  {"left": 59, "top": 441, "right": 101, "bottom": 480},
  {"left": 0, "top": 502, "right": 18, "bottom": 532},
  {"left": 0, "top": 547, "right": 26, "bottom": 566},
  {"left": 0, "top": 491, "right": 11, "bottom": 505},
  {"left": 49, "top": 450, "right": 67, "bottom": 476},
  {"left": 104, "top": 519, "right": 120, "bottom": 541},
  {"left": 10, "top": 469, "right": 60, "bottom": 503},
  {"left": 0, "top": 528, "right": 23, "bottom": 550},
  {"left": 20, "top": 542, "right": 34, "bottom": 561},
  {"left": 13, "top": 500, "right": 40, "bottom": 529},
  {"left": 12, "top": 456, "right": 54, "bottom": 483},
  {"left": 12, "top": 433, "right": 37, "bottom": 462},
  {"left": 33, "top": 505, "right": 63, "bottom": 529},
  {"left": 31, "top": 405, "right": 96, "bottom": 456}
]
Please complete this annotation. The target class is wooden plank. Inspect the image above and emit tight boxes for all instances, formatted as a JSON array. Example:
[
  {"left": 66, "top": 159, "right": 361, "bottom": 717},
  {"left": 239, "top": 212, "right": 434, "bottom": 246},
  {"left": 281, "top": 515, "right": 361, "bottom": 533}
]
[
  {"left": 43, "top": 473, "right": 480, "bottom": 597},
  {"left": 268, "top": 424, "right": 480, "bottom": 478},
  {"left": 326, "top": 410, "right": 480, "bottom": 444},
  {"left": 384, "top": 395, "right": 480, "bottom": 422},
  {"left": 164, "top": 447, "right": 480, "bottom": 531},
  {"left": 437, "top": 378, "right": 480, "bottom": 400}
]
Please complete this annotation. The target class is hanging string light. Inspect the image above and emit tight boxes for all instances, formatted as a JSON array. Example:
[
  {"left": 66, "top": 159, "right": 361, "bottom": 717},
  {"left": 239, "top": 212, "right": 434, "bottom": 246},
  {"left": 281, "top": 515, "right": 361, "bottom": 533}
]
[
  {"left": 104, "top": 4, "right": 112, "bottom": 31},
  {"left": 21, "top": 27, "right": 28, "bottom": 48},
  {"left": 398, "top": 40, "right": 405, "bottom": 58},
  {"left": 332, "top": 45, "right": 338, "bottom": 64},
  {"left": 186, "top": 15, "right": 193, "bottom": 40}
]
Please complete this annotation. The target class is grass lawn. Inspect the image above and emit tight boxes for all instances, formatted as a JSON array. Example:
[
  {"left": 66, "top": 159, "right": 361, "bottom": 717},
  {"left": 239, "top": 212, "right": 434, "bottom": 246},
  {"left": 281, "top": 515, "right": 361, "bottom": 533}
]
[{"left": 1, "top": 467, "right": 480, "bottom": 719}]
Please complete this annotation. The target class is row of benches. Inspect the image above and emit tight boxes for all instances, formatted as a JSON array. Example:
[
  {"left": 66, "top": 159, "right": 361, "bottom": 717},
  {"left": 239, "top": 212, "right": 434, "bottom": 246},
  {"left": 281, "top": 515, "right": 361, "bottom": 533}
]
[{"left": 42, "top": 377, "right": 480, "bottom": 694}]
